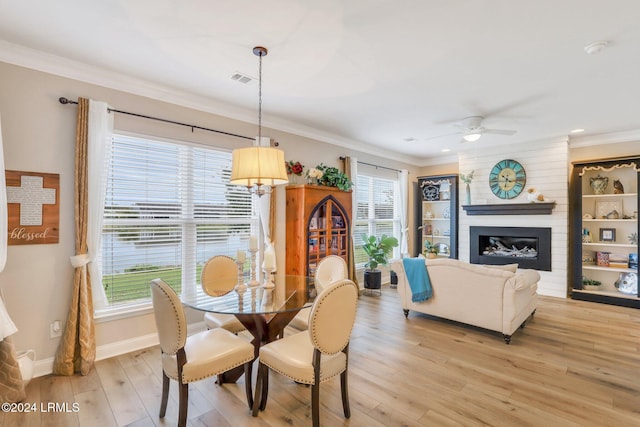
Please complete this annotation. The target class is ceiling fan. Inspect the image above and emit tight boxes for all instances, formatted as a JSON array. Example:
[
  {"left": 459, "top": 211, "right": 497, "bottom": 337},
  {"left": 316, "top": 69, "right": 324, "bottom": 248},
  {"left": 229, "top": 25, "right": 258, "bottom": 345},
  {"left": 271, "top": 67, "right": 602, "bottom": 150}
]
[
  {"left": 454, "top": 116, "right": 517, "bottom": 142},
  {"left": 425, "top": 116, "right": 517, "bottom": 142}
]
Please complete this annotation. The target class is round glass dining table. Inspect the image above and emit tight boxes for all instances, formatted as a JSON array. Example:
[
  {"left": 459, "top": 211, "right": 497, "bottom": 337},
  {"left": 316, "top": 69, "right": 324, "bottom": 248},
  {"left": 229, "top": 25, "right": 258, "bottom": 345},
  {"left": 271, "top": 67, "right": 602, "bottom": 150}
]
[{"left": 181, "top": 275, "right": 312, "bottom": 384}]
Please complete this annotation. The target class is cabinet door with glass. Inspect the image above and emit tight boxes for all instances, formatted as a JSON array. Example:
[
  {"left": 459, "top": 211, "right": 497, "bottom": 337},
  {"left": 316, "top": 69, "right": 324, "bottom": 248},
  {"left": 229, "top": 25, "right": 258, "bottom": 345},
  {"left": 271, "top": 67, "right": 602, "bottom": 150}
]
[
  {"left": 570, "top": 157, "right": 639, "bottom": 308},
  {"left": 416, "top": 174, "right": 459, "bottom": 259},
  {"left": 285, "top": 185, "right": 352, "bottom": 298}
]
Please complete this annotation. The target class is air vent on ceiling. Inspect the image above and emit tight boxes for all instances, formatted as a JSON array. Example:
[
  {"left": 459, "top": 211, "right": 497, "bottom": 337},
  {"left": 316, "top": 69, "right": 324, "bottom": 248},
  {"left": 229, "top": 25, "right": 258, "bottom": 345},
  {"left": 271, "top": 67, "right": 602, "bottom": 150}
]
[{"left": 230, "top": 72, "right": 256, "bottom": 84}]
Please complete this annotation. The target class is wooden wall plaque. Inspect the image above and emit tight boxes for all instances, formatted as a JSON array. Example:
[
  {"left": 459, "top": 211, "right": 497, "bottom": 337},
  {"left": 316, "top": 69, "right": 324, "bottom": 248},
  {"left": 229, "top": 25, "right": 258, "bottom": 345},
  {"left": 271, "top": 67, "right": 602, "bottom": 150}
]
[{"left": 5, "top": 170, "right": 59, "bottom": 245}]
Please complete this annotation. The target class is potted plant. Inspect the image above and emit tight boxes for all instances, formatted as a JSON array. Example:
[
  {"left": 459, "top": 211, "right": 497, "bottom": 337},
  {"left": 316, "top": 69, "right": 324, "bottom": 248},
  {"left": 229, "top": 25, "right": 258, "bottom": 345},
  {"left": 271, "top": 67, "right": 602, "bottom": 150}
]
[
  {"left": 424, "top": 240, "right": 439, "bottom": 259},
  {"left": 361, "top": 234, "right": 399, "bottom": 290},
  {"left": 581, "top": 277, "right": 602, "bottom": 290}
]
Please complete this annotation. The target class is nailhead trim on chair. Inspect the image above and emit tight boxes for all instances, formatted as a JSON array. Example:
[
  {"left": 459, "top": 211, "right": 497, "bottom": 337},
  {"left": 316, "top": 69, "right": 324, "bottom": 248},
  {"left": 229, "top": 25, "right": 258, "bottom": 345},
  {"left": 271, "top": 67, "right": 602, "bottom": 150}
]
[
  {"left": 153, "top": 279, "right": 186, "bottom": 355},
  {"left": 183, "top": 356, "right": 254, "bottom": 383},
  {"left": 259, "top": 360, "right": 344, "bottom": 385},
  {"left": 310, "top": 280, "right": 357, "bottom": 355}
]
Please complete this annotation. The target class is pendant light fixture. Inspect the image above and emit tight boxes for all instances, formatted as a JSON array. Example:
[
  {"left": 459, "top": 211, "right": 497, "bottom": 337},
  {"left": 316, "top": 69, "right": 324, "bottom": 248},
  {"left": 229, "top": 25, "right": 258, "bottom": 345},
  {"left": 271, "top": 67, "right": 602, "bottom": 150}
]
[{"left": 230, "top": 46, "right": 288, "bottom": 196}]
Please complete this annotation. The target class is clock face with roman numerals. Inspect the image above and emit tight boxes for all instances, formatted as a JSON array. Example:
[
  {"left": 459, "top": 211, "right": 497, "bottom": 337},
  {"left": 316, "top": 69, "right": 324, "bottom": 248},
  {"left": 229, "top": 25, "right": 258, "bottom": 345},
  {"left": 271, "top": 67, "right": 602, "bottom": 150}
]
[{"left": 489, "top": 159, "right": 526, "bottom": 199}]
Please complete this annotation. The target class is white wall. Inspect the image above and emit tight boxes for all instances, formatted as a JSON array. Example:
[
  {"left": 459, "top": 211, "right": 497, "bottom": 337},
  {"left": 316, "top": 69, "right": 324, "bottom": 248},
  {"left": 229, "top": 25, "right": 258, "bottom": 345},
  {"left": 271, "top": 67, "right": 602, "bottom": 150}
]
[{"left": 458, "top": 138, "right": 569, "bottom": 298}]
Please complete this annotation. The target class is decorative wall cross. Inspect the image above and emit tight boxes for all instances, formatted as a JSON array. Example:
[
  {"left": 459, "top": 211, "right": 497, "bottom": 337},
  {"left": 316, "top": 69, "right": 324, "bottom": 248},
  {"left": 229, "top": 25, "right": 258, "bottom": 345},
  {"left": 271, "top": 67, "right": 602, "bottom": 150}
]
[
  {"left": 6, "top": 175, "right": 56, "bottom": 226},
  {"left": 5, "top": 171, "right": 59, "bottom": 245}
]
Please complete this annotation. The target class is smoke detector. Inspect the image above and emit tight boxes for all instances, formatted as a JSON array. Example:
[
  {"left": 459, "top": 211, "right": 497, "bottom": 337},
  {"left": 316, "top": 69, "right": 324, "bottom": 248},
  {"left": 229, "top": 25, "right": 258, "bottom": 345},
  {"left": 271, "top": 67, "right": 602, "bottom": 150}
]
[{"left": 584, "top": 41, "right": 609, "bottom": 55}]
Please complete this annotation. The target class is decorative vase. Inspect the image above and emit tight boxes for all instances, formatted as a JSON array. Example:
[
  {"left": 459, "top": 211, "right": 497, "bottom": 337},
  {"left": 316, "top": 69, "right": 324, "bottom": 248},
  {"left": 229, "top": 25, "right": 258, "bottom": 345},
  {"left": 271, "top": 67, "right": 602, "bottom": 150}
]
[
  {"left": 426, "top": 252, "right": 437, "bottom": 259},
  {"left": 589, "top": 174, "right": 608, "bottom": 195},
  {"left": 465, "top": 183, "right": 471, "bottom": 205}
]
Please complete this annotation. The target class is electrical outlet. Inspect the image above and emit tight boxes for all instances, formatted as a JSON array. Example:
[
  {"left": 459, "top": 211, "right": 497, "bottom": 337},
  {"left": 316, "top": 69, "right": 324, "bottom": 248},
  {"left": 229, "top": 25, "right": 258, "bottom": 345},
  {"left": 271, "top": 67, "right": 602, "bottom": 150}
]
[{"left": 50, "top": 320, "right": 62, "bottom": 338}]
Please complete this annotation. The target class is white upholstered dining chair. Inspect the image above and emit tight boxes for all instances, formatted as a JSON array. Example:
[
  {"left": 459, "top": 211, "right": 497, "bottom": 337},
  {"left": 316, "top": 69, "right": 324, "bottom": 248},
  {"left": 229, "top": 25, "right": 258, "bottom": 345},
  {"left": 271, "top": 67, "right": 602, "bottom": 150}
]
[
  {"left": 201, "top": 255, "right": 246, "bottom": 334},
  {"left": 252, "top": 278, "right": 359, "bottom": 427},
  {"left": 288, "top": 255, "right": 349, "bottom": 331},
  {"left": 150, "top": 278, "right": 254, "bottom": 427}
]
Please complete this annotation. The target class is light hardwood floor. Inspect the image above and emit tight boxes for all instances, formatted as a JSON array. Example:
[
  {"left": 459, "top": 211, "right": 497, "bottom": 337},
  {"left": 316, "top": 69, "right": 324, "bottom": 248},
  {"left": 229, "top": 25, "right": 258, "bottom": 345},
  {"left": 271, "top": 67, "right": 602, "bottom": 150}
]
[{"left": 2, "top": 288, "right": 640, "bottom": 427}]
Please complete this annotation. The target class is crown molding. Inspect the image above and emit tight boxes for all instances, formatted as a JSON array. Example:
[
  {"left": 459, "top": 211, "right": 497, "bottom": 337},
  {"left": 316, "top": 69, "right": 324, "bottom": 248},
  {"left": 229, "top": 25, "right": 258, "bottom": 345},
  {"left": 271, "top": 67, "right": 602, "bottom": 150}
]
[{"left": 568, "top": 129, "right": 640, "bottom": 147}]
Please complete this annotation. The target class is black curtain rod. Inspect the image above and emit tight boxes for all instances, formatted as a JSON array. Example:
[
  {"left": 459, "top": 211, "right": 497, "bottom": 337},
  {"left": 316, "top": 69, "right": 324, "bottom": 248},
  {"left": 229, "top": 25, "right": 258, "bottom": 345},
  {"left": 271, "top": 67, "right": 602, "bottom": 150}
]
[
  {"left": 340, "top": 156, "right": 401, "bottom": 173},
  {"left": 58, "top": 97, "right": 254, "bottom": 141}
]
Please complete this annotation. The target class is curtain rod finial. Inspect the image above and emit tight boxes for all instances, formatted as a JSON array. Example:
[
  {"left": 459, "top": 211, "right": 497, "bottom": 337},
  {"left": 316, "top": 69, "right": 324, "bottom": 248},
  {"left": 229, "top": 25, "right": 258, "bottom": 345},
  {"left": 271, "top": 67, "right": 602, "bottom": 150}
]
[{"left": 59, "top": 97, "right": 71, "bottom": 104}]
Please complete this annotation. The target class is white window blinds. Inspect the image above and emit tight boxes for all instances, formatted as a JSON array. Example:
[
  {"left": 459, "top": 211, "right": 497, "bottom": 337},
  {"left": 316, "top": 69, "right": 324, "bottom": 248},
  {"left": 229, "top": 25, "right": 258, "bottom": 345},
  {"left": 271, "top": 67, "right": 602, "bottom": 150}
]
[
  {"left": 354, "top": 174, "right": 400, "bottom": 266},
  {"left": 101, "top": 134, "right": 257, "bottom": 307}
]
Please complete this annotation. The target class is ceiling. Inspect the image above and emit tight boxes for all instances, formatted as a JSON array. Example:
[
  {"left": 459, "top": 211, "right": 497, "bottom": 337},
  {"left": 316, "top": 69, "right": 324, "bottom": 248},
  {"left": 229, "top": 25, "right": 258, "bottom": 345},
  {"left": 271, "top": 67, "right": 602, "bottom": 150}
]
[{"left": 1, "top": 0, "right": 639, "bottom": 165}]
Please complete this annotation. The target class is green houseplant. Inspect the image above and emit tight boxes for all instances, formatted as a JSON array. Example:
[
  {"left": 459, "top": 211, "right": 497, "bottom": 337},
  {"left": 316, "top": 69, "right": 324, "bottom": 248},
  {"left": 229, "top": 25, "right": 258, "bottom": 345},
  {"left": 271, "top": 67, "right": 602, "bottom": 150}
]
[
  {"left": 424, "top": 240, "right": 439, "bottom": 258},
  {"left": 315, "top": 163, "right": 352, "bottom": 191},
  {"left": 361, "top": 234, "right": 399, "bottom": 290}
]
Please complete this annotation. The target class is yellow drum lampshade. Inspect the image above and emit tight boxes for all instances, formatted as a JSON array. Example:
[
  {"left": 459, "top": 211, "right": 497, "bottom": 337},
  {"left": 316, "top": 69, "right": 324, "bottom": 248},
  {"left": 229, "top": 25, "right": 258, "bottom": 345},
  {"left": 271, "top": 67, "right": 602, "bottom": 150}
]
[{"left": 230, "top": 146, "right": 289, "bottom": 188}]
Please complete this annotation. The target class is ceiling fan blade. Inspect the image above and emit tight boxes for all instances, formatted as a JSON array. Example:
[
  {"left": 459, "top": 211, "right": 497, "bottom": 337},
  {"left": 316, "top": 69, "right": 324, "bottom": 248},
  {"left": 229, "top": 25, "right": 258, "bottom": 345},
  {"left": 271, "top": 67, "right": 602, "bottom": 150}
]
[
  {"left": 423, "top": 131, "right": 461, "bottom": 141},
  {"left": 483, "top": 128, "right": 517, "bottom": 136}
]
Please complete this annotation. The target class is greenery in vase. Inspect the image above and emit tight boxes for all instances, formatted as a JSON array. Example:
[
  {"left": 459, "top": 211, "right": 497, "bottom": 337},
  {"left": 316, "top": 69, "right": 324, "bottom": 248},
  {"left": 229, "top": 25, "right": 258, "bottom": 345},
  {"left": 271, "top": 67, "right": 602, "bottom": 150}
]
[
  {"left": 460, "top": 170, "right": 475, "bottom": 184},
  {"left": 424, "top": 239, "right": 438, "bottom": 256},
  {"left": 361, "top": 234, "right": 398, "bottom": 270}
]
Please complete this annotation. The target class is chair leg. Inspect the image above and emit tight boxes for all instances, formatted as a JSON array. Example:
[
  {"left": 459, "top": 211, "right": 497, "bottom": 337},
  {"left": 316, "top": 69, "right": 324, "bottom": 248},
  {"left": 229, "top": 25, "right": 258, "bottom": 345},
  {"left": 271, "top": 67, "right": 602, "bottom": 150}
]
[
  {"left": 259, "top": 362, "right": 269, "bottom": 411},
  {"left": 311, "top": 348, "right": 322, "bottom": 427},
  {"left": 244, "top": 362, "right": 253, "bottom": 410},
  {"left": 159, "top": 371, "right": 170, "bottom": 418},
  {"left": 252, "top": 362, "right": 268, "bottom": 416},
  {"left": 178, "top": 382, "right": 188, "bottom": 427},
  {"left": 311, "top": 383, "right": 320, "bottom": 427},
  {"left": 340, "top": 368, "right": 351, "bottom": 418}
]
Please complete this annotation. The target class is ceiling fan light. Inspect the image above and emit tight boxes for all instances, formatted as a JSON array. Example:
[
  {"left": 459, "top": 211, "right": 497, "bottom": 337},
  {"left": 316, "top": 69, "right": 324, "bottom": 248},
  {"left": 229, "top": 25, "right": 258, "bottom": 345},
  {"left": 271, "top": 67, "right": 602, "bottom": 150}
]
[{"left": 463, "top": 132, "right": 482, "bottom": 142}]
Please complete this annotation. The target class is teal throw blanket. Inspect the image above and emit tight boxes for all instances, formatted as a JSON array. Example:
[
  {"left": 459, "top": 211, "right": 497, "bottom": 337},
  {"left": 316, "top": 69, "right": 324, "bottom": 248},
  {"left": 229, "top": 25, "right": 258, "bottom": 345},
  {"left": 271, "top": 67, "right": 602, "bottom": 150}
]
[{"left": 402, "top": 258, "right": 432, "bottom": 302}]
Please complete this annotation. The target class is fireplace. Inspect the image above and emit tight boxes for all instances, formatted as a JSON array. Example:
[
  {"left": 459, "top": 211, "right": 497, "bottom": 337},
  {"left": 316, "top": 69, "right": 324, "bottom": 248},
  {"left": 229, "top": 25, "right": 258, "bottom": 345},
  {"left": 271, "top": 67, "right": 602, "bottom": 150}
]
[{"left": 470, "top": 226, "right": 551, "bottom": 271}]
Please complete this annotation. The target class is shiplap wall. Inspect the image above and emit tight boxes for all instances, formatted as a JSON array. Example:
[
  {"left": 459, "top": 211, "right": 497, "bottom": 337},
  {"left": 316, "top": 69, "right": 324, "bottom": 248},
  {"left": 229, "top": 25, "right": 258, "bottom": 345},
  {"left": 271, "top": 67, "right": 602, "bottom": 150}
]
[{"left": 458, "top": 138, "right": 569, "bottom": 297}]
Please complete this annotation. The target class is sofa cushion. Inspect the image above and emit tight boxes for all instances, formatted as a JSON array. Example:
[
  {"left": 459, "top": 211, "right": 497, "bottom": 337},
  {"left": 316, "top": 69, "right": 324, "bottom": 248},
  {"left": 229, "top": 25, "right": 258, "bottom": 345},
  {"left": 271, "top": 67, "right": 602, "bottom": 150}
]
[{"left": 483, "top": 263, "right": 519, "bottom": 273}]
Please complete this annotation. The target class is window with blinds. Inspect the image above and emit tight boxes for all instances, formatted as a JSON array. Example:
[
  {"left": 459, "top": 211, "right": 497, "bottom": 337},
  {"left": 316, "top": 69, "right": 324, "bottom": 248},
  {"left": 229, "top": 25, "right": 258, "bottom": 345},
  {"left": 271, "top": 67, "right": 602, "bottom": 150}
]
[
  {"left": 101, "top": 134, "right": 257, "bottom": 307},
  {"left": 354, "top": 174, "right": 400, "bottom": 266}
]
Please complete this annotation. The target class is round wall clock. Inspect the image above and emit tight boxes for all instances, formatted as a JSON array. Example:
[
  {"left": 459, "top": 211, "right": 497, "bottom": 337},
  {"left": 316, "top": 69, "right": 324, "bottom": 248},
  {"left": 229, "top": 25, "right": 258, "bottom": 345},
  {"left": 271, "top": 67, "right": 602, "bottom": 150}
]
[
  {"left": 422, "top": 184, "right": 440, "bottom": 201},
  {"left": 489, "top": 159, "right": 526, "bottom": 199}
]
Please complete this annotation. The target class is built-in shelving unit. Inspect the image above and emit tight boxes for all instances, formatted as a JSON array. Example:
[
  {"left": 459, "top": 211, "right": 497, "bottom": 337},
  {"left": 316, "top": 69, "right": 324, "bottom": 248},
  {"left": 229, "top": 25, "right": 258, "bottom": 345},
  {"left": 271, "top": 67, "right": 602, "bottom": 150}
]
[
  {"left": 416, "top": 174, "right": 458, "bottom": 258},
  {"left": 569, "top": 157, "right": 639, "bottom": 308}
]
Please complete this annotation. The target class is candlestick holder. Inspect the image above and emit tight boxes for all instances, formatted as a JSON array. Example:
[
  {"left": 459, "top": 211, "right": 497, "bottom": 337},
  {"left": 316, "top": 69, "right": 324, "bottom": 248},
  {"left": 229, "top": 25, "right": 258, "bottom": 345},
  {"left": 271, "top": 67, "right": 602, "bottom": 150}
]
[
  {"left": 262, "top": 267, "right": 275, "bottom": 289},
  {"left": 235, "top": 260, "right": 247, "bottom": 294},
  {"left": 248, "top": 247, "right": 260, "bottom": 287},
  {"left": 261, "top": 268, "right": 275, "bottom": 306}
]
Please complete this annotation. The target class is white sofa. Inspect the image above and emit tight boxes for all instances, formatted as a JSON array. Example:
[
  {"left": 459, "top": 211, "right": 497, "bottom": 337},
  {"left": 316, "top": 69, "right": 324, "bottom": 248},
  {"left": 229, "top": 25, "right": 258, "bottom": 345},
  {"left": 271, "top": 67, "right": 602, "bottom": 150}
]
[{"left": 392, "top": 258, "right": 539, "bottom": 344}]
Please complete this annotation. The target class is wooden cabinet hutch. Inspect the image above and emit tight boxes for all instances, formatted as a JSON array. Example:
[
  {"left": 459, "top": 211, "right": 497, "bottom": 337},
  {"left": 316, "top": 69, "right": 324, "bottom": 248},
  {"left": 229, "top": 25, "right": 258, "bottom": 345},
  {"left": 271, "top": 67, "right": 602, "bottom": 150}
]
[{"left": 285, "top": 185, "right": 352, "bottom": 298}]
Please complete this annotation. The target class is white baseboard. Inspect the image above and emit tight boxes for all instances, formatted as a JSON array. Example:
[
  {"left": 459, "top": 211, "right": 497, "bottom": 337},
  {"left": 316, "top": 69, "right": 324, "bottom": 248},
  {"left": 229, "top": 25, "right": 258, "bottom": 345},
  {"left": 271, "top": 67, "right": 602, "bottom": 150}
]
[{"left": 33, "top": 321, "right": 207, "bottom": 378}]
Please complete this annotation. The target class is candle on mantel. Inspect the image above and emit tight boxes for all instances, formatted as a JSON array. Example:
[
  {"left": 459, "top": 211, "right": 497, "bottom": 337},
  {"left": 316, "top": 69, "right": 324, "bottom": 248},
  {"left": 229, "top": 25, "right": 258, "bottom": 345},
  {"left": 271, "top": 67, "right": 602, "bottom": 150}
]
[
  {"left": 264, "top": 250, "right": 275, "bottom": 270},
  {"left": 237, "top": 250, "right": 246, "bottom": 263},
  {"left": 249, "top": 236, "right": 258, "bottom": 251}
]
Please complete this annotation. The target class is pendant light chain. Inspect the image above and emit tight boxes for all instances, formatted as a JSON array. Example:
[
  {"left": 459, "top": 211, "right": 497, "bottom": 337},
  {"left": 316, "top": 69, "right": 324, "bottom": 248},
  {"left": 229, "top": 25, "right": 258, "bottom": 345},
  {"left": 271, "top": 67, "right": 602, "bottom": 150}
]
[{"left": 258, "top": 49, "right": 263, "bottom": 143}]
